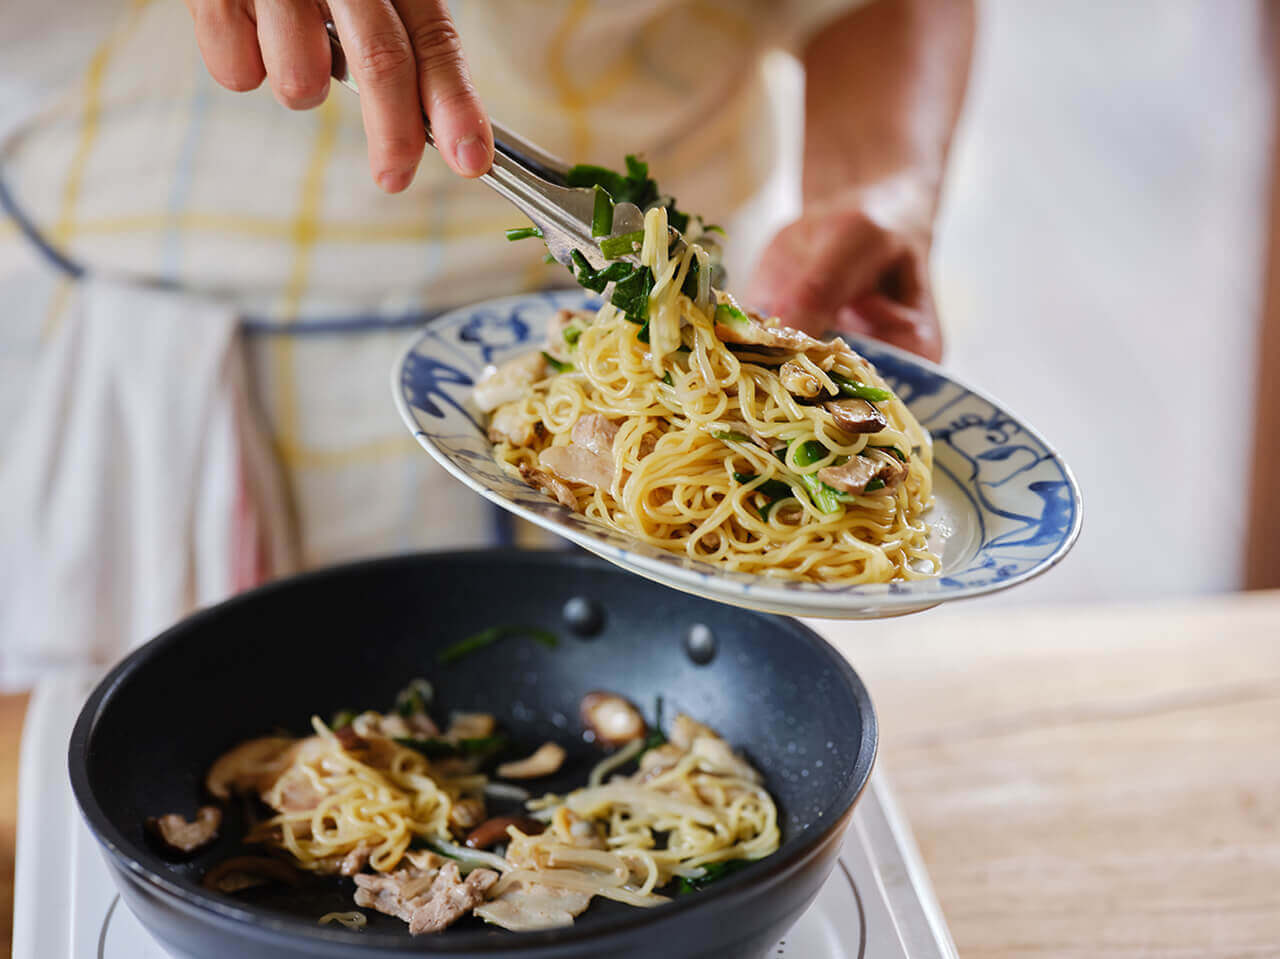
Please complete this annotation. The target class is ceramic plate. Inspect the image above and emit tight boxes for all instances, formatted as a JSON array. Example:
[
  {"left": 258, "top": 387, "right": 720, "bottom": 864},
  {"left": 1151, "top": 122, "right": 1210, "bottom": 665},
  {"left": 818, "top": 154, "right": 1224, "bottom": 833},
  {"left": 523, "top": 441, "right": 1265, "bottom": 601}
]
[{"left": 393, "top": 290, "right": 1081, "bottom": 618}]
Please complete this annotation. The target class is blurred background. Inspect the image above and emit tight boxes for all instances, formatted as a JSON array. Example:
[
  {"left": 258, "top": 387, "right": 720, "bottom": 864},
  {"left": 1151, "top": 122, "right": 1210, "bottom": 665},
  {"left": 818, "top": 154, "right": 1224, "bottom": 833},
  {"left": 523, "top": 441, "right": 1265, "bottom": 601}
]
[{"left": 0, "top": 0, "right": 1276, "bottom": 684}]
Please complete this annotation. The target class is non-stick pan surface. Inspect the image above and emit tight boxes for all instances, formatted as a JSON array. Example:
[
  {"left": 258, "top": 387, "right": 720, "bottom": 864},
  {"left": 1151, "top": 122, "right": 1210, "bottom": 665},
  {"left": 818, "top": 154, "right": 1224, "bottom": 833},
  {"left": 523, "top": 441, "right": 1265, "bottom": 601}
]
[{"left": 69, "top": 550, "right": 876, "bottom": 959}]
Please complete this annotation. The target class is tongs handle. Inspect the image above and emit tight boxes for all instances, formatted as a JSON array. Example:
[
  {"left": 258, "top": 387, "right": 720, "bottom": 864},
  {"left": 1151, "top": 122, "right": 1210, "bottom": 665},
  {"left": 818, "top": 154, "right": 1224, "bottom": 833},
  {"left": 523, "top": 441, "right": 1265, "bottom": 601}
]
[{"left": 325, "top": 23, "right": 645, "bottom": 270}]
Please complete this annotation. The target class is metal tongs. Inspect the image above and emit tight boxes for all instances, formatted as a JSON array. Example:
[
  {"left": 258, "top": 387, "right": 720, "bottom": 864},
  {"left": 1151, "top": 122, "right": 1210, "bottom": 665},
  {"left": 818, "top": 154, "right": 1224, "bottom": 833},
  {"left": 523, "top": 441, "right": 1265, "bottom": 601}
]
[{"left": 325, "top": 25, "right": 689, "bottom": 273}]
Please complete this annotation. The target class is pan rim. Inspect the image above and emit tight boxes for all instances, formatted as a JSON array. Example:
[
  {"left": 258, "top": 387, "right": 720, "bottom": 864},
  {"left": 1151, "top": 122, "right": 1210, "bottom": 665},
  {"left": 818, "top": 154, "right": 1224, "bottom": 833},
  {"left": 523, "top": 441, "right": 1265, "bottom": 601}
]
[{"left": 68, "top": 548, "right": 877, "bottom": 954}]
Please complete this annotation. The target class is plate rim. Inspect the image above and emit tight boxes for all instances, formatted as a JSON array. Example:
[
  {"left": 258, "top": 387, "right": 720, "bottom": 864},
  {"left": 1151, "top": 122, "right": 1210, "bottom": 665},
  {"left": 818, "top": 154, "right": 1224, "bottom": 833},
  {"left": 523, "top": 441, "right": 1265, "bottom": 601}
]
[{"left": 391, "top": 290, "right": 1083, "bottom": 617}]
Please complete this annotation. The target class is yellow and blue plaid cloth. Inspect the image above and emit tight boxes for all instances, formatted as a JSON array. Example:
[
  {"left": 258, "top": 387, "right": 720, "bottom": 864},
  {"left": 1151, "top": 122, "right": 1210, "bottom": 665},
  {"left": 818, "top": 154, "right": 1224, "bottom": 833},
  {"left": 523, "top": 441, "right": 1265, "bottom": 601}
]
[{"left": 0, "top": 0, "right": 860, "bottom": 682}]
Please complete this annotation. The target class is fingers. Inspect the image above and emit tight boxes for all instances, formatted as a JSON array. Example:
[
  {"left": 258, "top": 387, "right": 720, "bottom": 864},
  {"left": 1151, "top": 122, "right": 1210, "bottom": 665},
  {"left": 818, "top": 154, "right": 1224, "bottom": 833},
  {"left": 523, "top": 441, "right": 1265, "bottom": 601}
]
[
  {"left": 187, "top": 0, "right": 266, "bottom": 93},
  {"left": 329, "top": 0, "right": 425, "bottom": 192},
  {"left": 256, "top": 0, "right": 331, "bottom": 109},
  {"left": 392, "top": 0, "right": 492, "bottom": 177},
  {"left": 840, "top": 293, "right": 944, "bottom": 363},
  {"left": 748, "top": 214, "right": 894, "bottom": 334}
]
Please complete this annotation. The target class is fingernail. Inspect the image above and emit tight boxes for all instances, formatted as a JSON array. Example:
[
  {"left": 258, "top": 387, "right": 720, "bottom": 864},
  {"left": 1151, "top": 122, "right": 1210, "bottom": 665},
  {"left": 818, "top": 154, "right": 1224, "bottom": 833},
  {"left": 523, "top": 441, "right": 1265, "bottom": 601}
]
[
  {"left": 377, "top": 168, "right": 414, "bottom": 193},
  {"left": 454, "top": 135, "right": 491, "bottom": 176}
]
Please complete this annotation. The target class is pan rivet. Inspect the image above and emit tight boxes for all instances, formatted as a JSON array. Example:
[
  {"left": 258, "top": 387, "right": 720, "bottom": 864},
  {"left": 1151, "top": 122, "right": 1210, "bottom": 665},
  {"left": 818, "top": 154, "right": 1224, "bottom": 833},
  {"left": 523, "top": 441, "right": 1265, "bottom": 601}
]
[
  {"left": 684, "top": 624, "right": 716, "bottom": 665},
  {"left": 563, "top": 597, "right": 605, "bottom": 637}
]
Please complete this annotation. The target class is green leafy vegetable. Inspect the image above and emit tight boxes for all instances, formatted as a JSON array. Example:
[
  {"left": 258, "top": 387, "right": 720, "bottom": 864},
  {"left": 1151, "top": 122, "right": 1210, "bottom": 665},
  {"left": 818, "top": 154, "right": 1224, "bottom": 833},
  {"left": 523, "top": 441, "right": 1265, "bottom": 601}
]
[
  {"left": 636, "top": 321, "right": 650, "bottom": 344},
  {"left": 541, "top": 351, "right": 573, "bottom": 374},
  {"left": 505, "top": 226, "right": 543, "bottom": 242},
  {"left": 438, "top": 625, "right": 559, "bottom": 665},
  {"left": 590, "top": 186, "right": 613, "bottom": 237},
  {"left": 598, "top": 230, "right": 645, "bottom": 259},
  {"left": 829, "top": 371, "right": 892, "bottom": 403},
  {"left": 733, "top": 472, "right": 795, "bottom": 519},
  {"left": 568, "top": 250, "right": 632, "bottom": 294},
  {"left": 864, "top": 478, "right": 887, "bottom": 492},
  {"left": 680, "top": 253, "right": 701, "bottom": 299},
  {"left": 677, "top": 859, "right": 750, "bottom": 894},
  {"left": 661, "top": 371, "right": 673, "bottom": 386},
  {"left": 610, "top": 263, "right": 654, "bottom": 325},
  {"left": 563, "top": 326, "right": 582, "bottom": 347},
  {"left": 565, "top": 154, "right": 690, "bottom": 232},
  {"left": 712, "top": 429, "right": 750, "bottom": 443},
  {"left": 330, "top": 709, "right": 356, "bottom": 731},
  {"left": 395, "top": 735, "right": 508, "bottom": 759}
]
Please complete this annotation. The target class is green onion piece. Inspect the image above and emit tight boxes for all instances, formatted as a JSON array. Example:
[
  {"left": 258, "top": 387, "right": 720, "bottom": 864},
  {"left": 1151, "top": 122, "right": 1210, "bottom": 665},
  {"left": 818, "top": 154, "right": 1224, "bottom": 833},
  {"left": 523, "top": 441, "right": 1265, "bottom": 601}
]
[
  {"left": 795, "top": 472, "right": 846, "bottom": 513},
  {"left": 864, "top": 478, "right": 887, "bottom": 492},
  {"left": 661, "top": 371, "right": 673, "bottom": 386},
  {"left": 505, "top": 226, "right": 543, "bottom": 242},
  {"left": 829, "top": 371, "right": 892, "bottom": 403},
  {"left": 393, "top": 678, "right": 434, "bottom": 717},
  {"left": 702, "top": 223, "right": 726, "bottom": 235},
  {"left": 438, "top": 625, "right": 559, "bottom": 665},
  {"left": 330, "top": 709, "right": 356, "bottom": 731},
  {"left": 714, "top": 302, "right": 750, "bottom": 329},
  {"left": 543, "top": 252, "right": 557, "bottom": 264},
  {"left": 395, "top": 735, "right": 508, "bottom": 759},
  {"left": 563, "top": 326, "right": 582, "bottom": 346},
  {"left": 712, "top": 429, "right": 750, "bottom": 443},
  {"left": 541, "top": 351, "right": 573, "bottom": 374},
  {"left": 591, "top": 186, "right": 614, "bottom": 237},
  {"left": 677, "top": 859, "right": 750, "bottom": 894},
  {"left": 792, "top": 440, "right": 829, "bottom": 467},
  {"left": 599, "top": 230, "right": 645, "bottom": 259}
]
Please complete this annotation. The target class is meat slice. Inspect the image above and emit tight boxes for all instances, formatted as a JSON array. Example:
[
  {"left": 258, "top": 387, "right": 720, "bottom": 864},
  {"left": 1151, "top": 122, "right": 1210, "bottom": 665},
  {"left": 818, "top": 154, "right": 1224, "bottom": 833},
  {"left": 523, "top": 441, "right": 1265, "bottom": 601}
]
[
  {"left": 353, "top": 855, "right": 499, "bottom": 935},
  {"left": 474, "top": 880, "right": 593, "bottom": 932},
  {"left": 779, "top": 360, "right": 823, "bottom": 399},
  {"left": 817, "top": 450, "right": 908, "bottom": 495},
  {"left": 474, "top": 352, "right": 547, "bottom": 413},
  {"left": 518, "top": 462, "right": 578, "bottom": 509},
  {"left": 147, "top": 806, "right": 222, "bottom": 853},
  {"left": 539, "top": 445, "right": 612, "bottom": 490},
  {"left": 823, "top": 399, "right": 887, "bottom": 435},
  {"left": 571, "top": 414, "right": 619, "bottom": 457}
]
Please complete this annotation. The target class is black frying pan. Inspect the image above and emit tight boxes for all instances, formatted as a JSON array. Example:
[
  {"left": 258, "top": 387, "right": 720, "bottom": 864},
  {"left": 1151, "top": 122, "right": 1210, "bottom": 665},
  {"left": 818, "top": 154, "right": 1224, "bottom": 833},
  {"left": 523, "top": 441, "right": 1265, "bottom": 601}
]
[{"left": 69, "top": 550, "right": 876, "bottom": 959}]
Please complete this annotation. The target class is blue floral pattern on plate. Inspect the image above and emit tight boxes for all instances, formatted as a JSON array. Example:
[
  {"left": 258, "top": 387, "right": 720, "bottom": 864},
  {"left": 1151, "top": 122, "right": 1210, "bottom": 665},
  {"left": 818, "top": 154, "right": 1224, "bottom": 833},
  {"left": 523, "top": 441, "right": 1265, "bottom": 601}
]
[{"left": 392, "top": 290, "right": 1082, "bottom": 618}]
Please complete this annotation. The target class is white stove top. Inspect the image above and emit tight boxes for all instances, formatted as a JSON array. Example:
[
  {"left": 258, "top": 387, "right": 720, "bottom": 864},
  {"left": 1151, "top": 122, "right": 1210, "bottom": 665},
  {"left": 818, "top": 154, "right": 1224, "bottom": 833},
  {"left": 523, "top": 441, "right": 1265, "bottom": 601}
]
[{"left": 14, "top": 671, "right": 957, "bottom": 959}]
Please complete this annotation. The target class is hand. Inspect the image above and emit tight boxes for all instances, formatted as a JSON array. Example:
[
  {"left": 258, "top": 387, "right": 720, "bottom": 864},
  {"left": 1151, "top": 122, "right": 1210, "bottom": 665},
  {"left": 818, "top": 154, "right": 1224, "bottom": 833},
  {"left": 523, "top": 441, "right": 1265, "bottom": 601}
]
[
  {"left": 185, "top": 0, "right": 492, "bottom": 191},
  {"left": 747, "top": 177, "right": 943, "bottom": 362}
]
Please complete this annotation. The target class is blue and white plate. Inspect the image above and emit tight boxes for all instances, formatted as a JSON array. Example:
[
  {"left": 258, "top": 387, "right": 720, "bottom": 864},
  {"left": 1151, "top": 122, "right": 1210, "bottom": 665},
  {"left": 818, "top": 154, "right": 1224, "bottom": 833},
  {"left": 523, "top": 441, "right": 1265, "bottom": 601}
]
[{"left": 393, "top": 290, "right": 1082, "bottom": 619}]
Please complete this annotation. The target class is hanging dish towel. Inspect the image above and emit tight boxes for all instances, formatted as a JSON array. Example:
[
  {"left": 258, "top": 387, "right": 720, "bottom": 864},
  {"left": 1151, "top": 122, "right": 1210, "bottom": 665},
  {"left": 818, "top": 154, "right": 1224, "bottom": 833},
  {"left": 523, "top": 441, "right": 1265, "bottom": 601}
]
[{"left": 0, "top": 277, "right": 296, "bottom": 689}]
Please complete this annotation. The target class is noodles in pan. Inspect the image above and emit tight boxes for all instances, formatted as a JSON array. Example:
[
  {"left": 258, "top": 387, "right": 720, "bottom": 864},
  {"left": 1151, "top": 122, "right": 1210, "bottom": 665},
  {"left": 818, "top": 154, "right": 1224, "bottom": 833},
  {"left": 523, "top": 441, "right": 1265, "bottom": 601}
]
[
  {"left": 190, "top": 684, "right": 779, "bottom": 934},
  {"left": 478, "top": 207, "right": 937, "bottom": 584}
]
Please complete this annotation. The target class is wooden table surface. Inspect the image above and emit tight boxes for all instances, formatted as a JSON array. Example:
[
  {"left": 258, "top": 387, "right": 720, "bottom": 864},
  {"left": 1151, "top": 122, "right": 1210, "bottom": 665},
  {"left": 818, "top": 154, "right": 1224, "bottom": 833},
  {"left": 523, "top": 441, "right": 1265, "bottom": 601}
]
[{"left": 2, "top": 593, "right": 1278, "bottom": 957}]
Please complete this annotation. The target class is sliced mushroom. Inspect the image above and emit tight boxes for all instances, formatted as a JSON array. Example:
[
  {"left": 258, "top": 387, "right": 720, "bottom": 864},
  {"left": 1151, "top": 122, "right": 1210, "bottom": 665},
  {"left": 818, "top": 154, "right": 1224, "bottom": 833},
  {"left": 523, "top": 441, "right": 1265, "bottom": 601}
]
[
  {"left": 205, "top": 736, "right": 297, "bottom": 800},
  {"left": 146, "top": 805, "right": 222, "bottom": 854},
  {"left": 518, "top": 462, "right": 578, "bottom": 510},
  {"left": 817, "top": 450, "right": 908, "bottom": 495},
  {"left": 464, "top": 815, "right": 546, "bottom": 850},
  {"left": 445, "top": 712, "right": 497, "bottom": 740},
  {"left": 448, "top": 796, "right": 486, "bottom": 832},
  {"left": 203, "top": 856, "right": 301, "bottom": 894},
  {"left": 779, "top": 360, "right": 822, "bottom": 399},
  {"left": 474, "top": 352, "right": 547, "bottom": 413},
  {"left": 823, "top": 399, "right": 887, "bottom": 435},
  {"left": 712, "top": 294, "right": 848, "bottom": 361},
  {"left": 496, "top": 742, "right": 566, "bottom": 780},
  {"left": 580, "top": 692, "right": 646, "bottom": 748}
]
